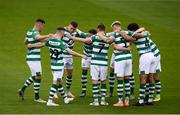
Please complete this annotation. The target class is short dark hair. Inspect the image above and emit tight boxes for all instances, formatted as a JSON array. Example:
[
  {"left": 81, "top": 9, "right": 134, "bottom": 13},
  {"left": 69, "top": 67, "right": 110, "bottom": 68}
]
[
  {"left": 88, "top": 29, "right": 97, "bottom": 35},
  {"left": 97, "top": 24, "right": 106, "bottom": 31},
  {"left": 127, "top": 23, "right": 139, "bottom": 31},
  {"left": 36, "top": 18, "right": 45, "bottom": 24},
  {"left": 56, "top": 27, "right": 65, "bottom": 31},
  {"left": 71, "top": 21, "right": 78, "bottom": 28}
]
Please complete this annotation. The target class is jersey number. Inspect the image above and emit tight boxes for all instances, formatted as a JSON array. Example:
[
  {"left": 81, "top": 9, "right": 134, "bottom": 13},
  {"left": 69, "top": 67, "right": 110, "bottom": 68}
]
[
  {"left": 50, "top": 48, "right": 60, "bottom": 59},
  {"left": 98, "top": 43, "right": 105, "bottom": 54}
]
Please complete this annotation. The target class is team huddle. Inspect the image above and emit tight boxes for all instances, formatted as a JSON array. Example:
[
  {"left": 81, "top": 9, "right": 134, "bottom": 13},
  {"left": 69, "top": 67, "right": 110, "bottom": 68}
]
[{"left": 18, "top": 19, "right": 161, "bottom": 107}]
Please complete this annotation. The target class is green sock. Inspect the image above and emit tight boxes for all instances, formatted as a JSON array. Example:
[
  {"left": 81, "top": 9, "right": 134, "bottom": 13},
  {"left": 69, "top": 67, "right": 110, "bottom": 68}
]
[
  {"left": 129, "top": 74, "right": 135, "bottom": 95},
  {"left": 109, "top": 72, "right": 115, "bottom": 94},
  {"left": 92, "top": 83, "right": 99, "bottom": 102},
  {"left": 117, "top": 80, "right": 123, "bottom": 101},
  {"left": 101, "top": 83, "right": 107, "bottom": 100},
  {"left": 34, "top": 79, "right": 41, "bottom": 100},
  {"left": 124, "top": 79, "right": 130, "bottom": 99},
  {"left": 58, "top": 84, "right": 66, "bottom": 99},
  {"left": 48, "top": 84, "right": 58, "bottom": 100},
  {"left": 148, "top": 83, "right": 155, "bottom": 103},
  {"left": 139, "top": 83, "right": 145, "bottom": 103},
  {"left": 155, "top": 80, "right": 161, "bottom": 96},
  {"left": 145, "top": 83, "right": 150, "bottom": 96},
  {"left": 21, "top": 76, "right": 35, "bottom": 92},
  {"left": 66, "top": 76, "right": 72, "bottom": 90},
  {"left": 81, "top": 70, "right": 88, "bottom": 93}
]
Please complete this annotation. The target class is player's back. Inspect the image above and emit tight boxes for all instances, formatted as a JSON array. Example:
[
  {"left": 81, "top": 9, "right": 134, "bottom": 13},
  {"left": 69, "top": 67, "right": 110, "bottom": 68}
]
[
  {"left": 91, "top": 35, "right": 110, "bottom": 66},
  {"left": 133, "top": 31, "right": 152, "bottom": 55},
  {"left": 45, "top": 38, "right": 67, "bottom": 71}
]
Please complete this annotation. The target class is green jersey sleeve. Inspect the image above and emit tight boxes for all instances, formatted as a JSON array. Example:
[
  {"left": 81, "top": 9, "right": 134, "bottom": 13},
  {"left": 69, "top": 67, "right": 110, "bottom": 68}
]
[
  {"left": 79, "top": 32, "right": 88, "bottom": 38},
  {"left": 91, "top": 35, "right": 96, "bottom": 42},
  {"left": 127, "top": 31, "right": 133, "bottom": 36},
  {"left": 59, "top": 40, "right": 68, "bottom": 50}
]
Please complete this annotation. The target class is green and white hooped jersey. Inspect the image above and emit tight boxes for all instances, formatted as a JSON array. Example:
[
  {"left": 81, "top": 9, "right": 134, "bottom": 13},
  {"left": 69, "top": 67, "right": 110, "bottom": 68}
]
[
  {"left": 76, "top": 31, "right": 93, "bottom": 57},
  {"left": 45, "top": 38, "right": 68, "bottom": 72},
  {"left": 133, "top": 31, "right": 152, "bottom": 55},
  {"left": 62, "top": 29, "right": 75, "bottom": 58},
  {"left": 112, "top": 31, "right": 133, "bottom": 62},
  {"left": 149, "top": 39, "right": 160, "bottom": 57},
  {"left": 91, "top": 35, "right": 110, "bottom": 66},
  {"left": 26, "top": 29, "right": 41, "bottom": 61},
  {"left": 106, "top": 32, "right": 116, "bottom": 56}
]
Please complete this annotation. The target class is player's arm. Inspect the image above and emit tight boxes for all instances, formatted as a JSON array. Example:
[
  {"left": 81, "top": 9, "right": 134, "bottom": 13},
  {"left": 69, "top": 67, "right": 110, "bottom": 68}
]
[
  {"left": 117, "top": 31, "right": 135, "bottom": 41},
  {"left": 74, "top": 37, "right": 92, "bottom": 44},
  {"left": 35, "top": 34, "right": 52, "bottom": 40},
  {"left": 132, "top": 31, "right": 151, "bottom": 38},
  {"left": 99, "top": 35, "right": 115, "bottom": 43},
  {"left": 112, "top": 43, "right": 131, "bottom": 51},
  {"left": 27, "top": 42, "right": 45, "bottom": 49},
  {"left": 67, "top": 48, "right": 87, "bottom": 59},
  {"left": 133, "top": 27, "right": 145, "bottom": 35},
  {"left": 66, "top": 34, "right": 92, "bottom": 44},
  {"left": 131, "top": 27, "right": 145, "bottom": 37},
  {"left": 40, "top": 37, "right": 50, "bottom": 42}
]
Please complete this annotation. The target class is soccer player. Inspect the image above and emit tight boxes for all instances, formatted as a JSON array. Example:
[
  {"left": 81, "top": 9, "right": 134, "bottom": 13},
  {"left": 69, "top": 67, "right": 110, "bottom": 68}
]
[
  {"left": 88, "top": 24, "right": 110, "bottom": 106},
  {"left": 62, "top": 21, "right": 80, "bottom": 98},
  {"left": 101, "top": 21, "right": 134, "bottom": 107},
  {"left": 133, "top": 27, "right": 161, "bottom": 102},
  {"left": 106, "top": 53, "right": 115, "bottom": 97},
  {"left": 106, "top": 21, "right": 135, "bottom": 99},
  {"left": 68, "top": 24, "right": 112, "bottom": 106},
  {"left": 150, "top": 40, "right": 161, "bottom": 102},
  {"left": 27, "top": 27, "right": 87, "bottom": 106},
  {"left": 106, "top": 31, "right": 115, "bottom": 98},
  {"left": 127, "top": 23, "right": 156, "bottom": 106},
  {"left": 18, "top": 19, "right": 52, "bottom": 103},
  {"left": 74, "top": 29, "right": 97, "bottom": 97}
]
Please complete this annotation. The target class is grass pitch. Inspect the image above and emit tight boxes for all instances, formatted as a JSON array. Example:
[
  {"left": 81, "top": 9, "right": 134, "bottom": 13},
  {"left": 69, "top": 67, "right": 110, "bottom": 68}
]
[{"left": 0, "top": 0, "right": 180, "bottom": 114}]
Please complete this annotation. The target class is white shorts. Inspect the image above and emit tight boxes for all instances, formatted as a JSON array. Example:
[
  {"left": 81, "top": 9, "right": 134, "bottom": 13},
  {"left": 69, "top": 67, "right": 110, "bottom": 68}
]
[
  {"left": 150, "top": 55, "right": 161, "bottom": 73},
  {"left": 63, "top": 57, "right": 73, "bottom": 69},
  {"left": 115, "top": 59, "right": 132, "bottom": 77},
  {"left": 52, "top": 70, "right": 64, "bottom": 81},
  {"left": 110, "top": 53, "right": 115, "bottom": 68},
  {"left": 139, "top": 52, "right": 155, "bottom": 75},
  {"left": 81, "top": 57, "right": 91, "bottom": 69},
  {"left": 27, "top": 61, "right": 42, "bottom": 76},
  {"left": 90, "top": 65, "right": 108, "bottom": 81}
]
